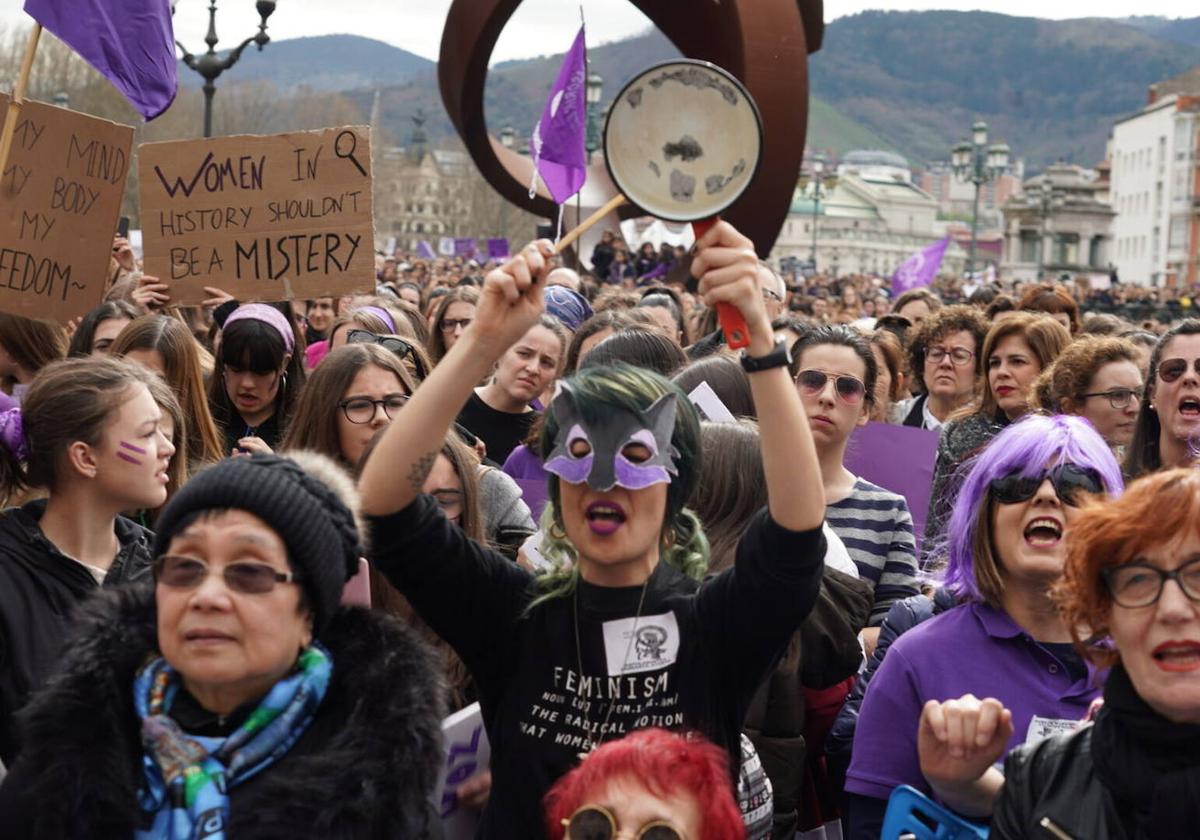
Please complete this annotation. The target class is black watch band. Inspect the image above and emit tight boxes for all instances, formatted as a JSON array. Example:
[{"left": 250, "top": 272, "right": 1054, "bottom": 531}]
[{"left": 740, "top": 339, "right": 791, "bottom": 373}]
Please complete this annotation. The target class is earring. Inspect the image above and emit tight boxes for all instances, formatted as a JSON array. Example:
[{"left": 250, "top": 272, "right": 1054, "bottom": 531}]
[
  {"left": 661, "top": 527, "right": 676, "bottom": 549},
  {"left": 548, "top": 520, "right": 568, "bottom": 541}
]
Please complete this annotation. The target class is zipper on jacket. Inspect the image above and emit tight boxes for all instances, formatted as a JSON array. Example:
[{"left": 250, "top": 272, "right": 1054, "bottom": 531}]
[{"left": 1039, "top": 816, "right": 1075, "bottom": 840}]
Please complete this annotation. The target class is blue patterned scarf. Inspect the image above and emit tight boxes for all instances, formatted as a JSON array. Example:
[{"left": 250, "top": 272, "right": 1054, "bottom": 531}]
[{"left": 133, "top": 643, "right": 332, "bottom": 840}]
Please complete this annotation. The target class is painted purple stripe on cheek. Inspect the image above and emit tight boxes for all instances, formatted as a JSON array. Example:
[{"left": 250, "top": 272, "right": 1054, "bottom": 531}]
[
  {"left": 116, "top": 452, "right": 143, "bottom": 465},
  {"left": 119, "top": 441, "right": 148, "bottom": 455},
  {"left": 545, "top": 452, "right": 593, "bottom": 484}
]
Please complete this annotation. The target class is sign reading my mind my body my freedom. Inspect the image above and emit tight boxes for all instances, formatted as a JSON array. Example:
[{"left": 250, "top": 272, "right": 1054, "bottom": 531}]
[
  {"left": 0, "top": 93, "right": 134, "bottom": 323},
  {"left": 139, "top": 125, "right": 375, "bottom": 305}
]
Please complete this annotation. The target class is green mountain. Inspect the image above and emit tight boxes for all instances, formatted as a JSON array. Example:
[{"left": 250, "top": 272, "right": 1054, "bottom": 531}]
[{"left": 1123, "top": 16, "right": 1200, "bottom": 47}]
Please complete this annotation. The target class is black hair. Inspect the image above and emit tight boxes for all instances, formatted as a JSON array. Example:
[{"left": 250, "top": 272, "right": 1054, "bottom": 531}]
[
  {"left": 67, "top": 301, "right": 142, "bottom": 357},
  {"left": 579, "top": 327, "right": 688, "bottom": 378},
  {"left": 789, "top": 323, "right": 879, "bottom": 408},
  {"left": 1125, "top": 319, "right": 1200, "bottom": 478}
]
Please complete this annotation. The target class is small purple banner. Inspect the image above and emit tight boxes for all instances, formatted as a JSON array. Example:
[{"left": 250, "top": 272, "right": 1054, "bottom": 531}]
[
  {"left": 891, "top": 236, "right": 950, "bottom": 295},
  {"left": 843, "top": 422, "right": 939, "bottom": 546},
  {"left": 417, "top": 239, "right": 436, "bottom": 259},
  {"left": 530, "top": 26, "right": 588, "bottom": 204},
  {"left": 487, "top": 238, "right": 510, "bottom": 260},
  {"left": 454, "top": 237, "right": 477, "bottom": 258}
]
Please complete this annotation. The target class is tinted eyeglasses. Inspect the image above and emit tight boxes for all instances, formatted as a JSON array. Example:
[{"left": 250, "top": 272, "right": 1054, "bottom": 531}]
[
  {"left": 989, "top": 463, "right": 1103, "bottom": 506},
  {"left": 795, "top": 369, "right": 867, "bottom": 404},
  {"left": 1103, "top": 556, "right": 1200, "bottom": 608},
  {"left": 562, "top": 804, "right": 685, "bottom": 840},
  {"left": 338, "top": 394, "right": 409, "bottom": 424},
  {"left": 1157, "top": 358, "right": 1200, "bottom": 383},
  {"left": 1080, "top": 388, "right": 1141, "bottom": 409},
  {"left": 440, "top": 317, "right": 473, "bottom": 333},
  {"left": 155, "top": 555, "right": 297, "bottom": 595},
  {"left": 346, "top": 329, "right": 414, "bottom": 361}
]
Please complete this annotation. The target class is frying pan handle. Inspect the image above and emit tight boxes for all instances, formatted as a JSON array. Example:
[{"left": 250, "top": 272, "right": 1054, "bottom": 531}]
[{"left": 692, "top": 218, "right": 750, "bottom": 349}]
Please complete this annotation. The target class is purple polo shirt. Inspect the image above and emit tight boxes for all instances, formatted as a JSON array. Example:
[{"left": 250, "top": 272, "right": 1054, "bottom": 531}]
[{"left": 845, "top": 601, "right": 1103, "bottom": 801}]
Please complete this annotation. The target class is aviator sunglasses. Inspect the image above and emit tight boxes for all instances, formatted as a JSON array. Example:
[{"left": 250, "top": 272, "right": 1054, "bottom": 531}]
[
  {"left": 795, "top": 369, "right": 867, "bottom": 404},
  {"left": 563, "top": 804, "right": 686, "bottom": 840},
  {"left": 1157, "top": 357, "right": 1200, "bottom": 383},
  {"left": 988, "top": 463, "right": 1103, "bottom": 506}
]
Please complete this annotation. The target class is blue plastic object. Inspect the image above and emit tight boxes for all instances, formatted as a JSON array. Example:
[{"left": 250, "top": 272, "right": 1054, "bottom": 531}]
[{"left": 880, "top": 785, "right": 990, "bottom": 840}]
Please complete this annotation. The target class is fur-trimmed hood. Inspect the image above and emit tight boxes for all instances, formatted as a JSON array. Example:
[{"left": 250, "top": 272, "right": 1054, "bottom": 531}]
[{"left": 0, "top": 584, "right": 447, "bottom": 839}]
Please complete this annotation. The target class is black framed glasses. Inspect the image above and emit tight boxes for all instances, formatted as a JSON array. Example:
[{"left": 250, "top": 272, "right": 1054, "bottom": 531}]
[
  {"left": 337, "top": 394, "right": 409, "bottom": 424},
  {"left": 155, "top": 555, "right": 297, "bottom": 595},
  {"left": 562, "top": 804, "right": 684, "bottom": 840},
  {"left": 989, "top": 463, "right": 1103, "bottom": 506},
  {"left": 795, "top": 369, "right": 867, "bottom": 404},
  {"left": 926, "top": 346, "right": 975, "bottom": 367},
  {"left": 346, "top": 329, "right": 414, "bottom": 361},
  {"left": 440, "top": 317, "right": 473, "bottom": 332},
  {"left": 1157, "top": 358, "right": 1200, "bottom": 383},
  {"left": 1080, "top": 388, "right": 1142, "bottom": 409},
  {"left": 1103, "top": 557, "right": 1200, "bottom": 608}
]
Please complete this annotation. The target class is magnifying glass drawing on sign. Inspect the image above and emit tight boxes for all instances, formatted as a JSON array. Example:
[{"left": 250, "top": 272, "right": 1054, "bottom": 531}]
[
  {"left": 553, "top": 59, "right": 764, "bottom": 348},
  {"left": 335, "top": 129, "right": 368, "bottom": 177}
]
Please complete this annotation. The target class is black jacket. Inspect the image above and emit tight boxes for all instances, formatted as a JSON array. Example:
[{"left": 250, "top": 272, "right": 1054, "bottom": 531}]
[
  {"left": 0, "top": 500, "right": 153, "bottom": 764},
  {"left": 992, "top": 724, "right": 1129, "bottom": 840},
  {"left": 0, "top": 585, "right": 446, "bottom": 839}
]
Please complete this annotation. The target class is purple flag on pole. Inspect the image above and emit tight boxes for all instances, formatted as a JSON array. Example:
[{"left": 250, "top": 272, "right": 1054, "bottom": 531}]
[
  {"left": 530, "top": 26, "right": 587, "bottom": 205},
  {"left": 487, "top": 238, "right": 510, "bottom": 260},
  {"left": 417, "top": 240, "right": 436, "bottom": 259},
  {"left": 454, "top": 238, "right": 477, "bottom": 259},
  {"left": 891, "top": 236, "right": 951, "bottom": 295},
  {"left": 24, "top": 0, "right": 176, "bottom": 120}
]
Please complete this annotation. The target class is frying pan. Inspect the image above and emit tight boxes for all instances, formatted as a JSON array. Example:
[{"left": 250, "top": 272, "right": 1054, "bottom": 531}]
[{"left": 555, "top": 59, "right": 764, "bottom": 348}]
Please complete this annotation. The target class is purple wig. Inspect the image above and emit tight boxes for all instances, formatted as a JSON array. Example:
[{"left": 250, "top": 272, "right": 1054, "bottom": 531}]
[{"left": 942, "top": 413, "right": 1124, "bottom": 601}]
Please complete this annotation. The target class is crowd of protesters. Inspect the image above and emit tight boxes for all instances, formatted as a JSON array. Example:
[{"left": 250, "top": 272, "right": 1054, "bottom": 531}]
[{"left": 0, "top": 220, "right": 1196, "bottom": 839}]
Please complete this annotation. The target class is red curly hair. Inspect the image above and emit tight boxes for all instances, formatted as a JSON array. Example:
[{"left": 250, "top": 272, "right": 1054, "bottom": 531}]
[
  {"left": 1058, "top": 468, "right": 1200, "bottom": 666},
  {"left": 543, "top": 729, "right": 745, "bottom": 840}
]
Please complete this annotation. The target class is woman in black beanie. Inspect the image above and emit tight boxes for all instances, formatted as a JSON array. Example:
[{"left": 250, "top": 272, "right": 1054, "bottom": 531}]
[{"left": 0, "top": 451, "right": 446, "bottom": 839}]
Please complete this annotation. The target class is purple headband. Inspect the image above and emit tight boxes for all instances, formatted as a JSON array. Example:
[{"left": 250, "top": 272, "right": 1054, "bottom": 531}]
[
  {"left": 356, "top": 306, "right": 397, "bottom": 334},
  {"left": 224, "top": 304, "right": 295, "bottom": 354},
  {"left": 0, "top": 408, "right": 28, "bottom": 461}
]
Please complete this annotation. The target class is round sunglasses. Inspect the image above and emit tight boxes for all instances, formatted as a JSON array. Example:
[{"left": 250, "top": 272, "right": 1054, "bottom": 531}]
[
  {"left": 988, "top": 463, "right": 1103, "bottom": 506},
  {"left": 795, "top": 369, "right": 866, "bottom": 404},
  {"left": 562, "top": 804, "right": 685, "bottom": 840}
]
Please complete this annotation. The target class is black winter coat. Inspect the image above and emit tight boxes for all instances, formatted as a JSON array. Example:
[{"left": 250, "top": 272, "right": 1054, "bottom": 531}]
[
  {"left": 992, "top": 724, "right": 1128, "bottom": 840},
  {"left": 0, "top": 585, "right": 447, "bottom": 839},
  {"left": 0, "top": 500, "right": 153, "bottom": 764}
]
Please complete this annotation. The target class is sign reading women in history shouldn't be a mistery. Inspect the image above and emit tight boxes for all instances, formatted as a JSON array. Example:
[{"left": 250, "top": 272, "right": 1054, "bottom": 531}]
[{"left": 138, "top": 125, "right": 375, "bottom": 304}]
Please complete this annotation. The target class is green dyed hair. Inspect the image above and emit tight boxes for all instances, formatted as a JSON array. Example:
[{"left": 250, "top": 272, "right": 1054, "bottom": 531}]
[{"left": 528, "top": 363, "right": 709, "bottom": 609}]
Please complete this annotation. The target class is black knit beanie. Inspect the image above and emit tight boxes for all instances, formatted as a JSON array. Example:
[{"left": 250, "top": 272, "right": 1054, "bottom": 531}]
[{"left": 153, "top": 453, "right": 362, "bottom": 635}]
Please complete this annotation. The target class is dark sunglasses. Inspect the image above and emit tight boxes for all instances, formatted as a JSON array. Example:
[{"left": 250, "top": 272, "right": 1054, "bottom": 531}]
[
  {"left": 988, "top": 463, "right": 1103, "bottom": 506},
  {"left": 346, "top": 328, "right": 413, "bottom": 359},
  {"left": 1157, "top": 358, "right": 1200, "bottom": 383},
  {"left": 155, "top": 555, "right": 297, "bottom": 595},
  {"left": 562, "top": 804, "right": 685, "bottom": 840},
  {"left": 795, "top": 369, "right": 867, "bottom": 404}
]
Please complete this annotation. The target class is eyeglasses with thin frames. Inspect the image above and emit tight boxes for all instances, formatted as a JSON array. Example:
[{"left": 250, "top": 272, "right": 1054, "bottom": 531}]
[
  {"left": 155, "top": 555, "right": 297, "bottom": 595},
  {"left": 795, "top": 369, "right": 867, "bottom": 404},
  {"left": 1103, "top": 556, "right": 1200, "bottom": 608},
  {"left": 562, "top": 803, "right": 685, "bottom": 840},
  {"left": 1080, "top": 388, "right": 1141, "bottom": 409},
  {"left": 926, "top": 346, "right": 975, "bottom": 367},
  {"left": 440, "top": 318, "right": 473, "bottom": 333}
]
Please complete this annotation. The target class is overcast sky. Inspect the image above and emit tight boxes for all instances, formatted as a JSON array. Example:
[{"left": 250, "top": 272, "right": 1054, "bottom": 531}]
[{"left": 3, "top": 1, "right": 1195, "bottom": 64}]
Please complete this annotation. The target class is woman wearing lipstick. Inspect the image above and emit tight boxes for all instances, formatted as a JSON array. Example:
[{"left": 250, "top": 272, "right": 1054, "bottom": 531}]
[
  {"left": 208, "top": 303, "right": 306, "bottom": 456},
  {"left": 844, "top": 413, "right": 1121, "bottom": 837},
  {"left": 0, "top": 357, "right": 177, "bottom": 765},
  {"left": 1124, "top": 319, "right": 1200, "bottom": 478},
  {"left": 924, "top": 313, "right": 1071, "bottom": 548},
  {"left": 918, "top": 467, "right": 1200, "bottom": 839},
  {"left": 456, "top": 313, "right": 568, "bottom": 464},
  {"left": 358, "top": 222, "right": 828, "bottom": 839},
  {"left": 1033, "top": 335, "right": 1144, "bottom": 456}
]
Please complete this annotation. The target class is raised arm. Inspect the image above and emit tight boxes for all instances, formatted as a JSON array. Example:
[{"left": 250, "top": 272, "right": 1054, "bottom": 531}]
[
  {"left": 691, "top": 222, "right": 824, "bottom": 531},
  {"left": 359, "top": 242, "right": 551, "bottom": 516}
]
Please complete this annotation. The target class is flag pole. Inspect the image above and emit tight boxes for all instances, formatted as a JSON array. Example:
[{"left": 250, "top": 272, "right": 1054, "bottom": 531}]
[{"left": 0, "top": 23, "right": 42, "bottom": 185}]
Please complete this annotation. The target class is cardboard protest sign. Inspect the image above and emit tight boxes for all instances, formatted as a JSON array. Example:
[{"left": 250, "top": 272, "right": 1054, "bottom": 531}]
[
  {"left": 0, "top": 94, "right": 134, "bottom": 322},
  {"left": 138, "top": 125, "right": 375, "bottom": 304},
  {"left": 433, "top": 702, "right": 490, "bottom": 840}
]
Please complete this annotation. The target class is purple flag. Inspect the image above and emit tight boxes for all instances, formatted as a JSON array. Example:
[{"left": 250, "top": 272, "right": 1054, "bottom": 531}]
[
  {"left": 24, "top": 0, "right": 176, "bottom": 120},
  {"left": 454, "top": 238, "right": 477, "bottom": 259},
  {"left": 417, "top": 240, "right": 436, "bottom": 259},
  {"left": 487, "top": 238, "right": 510, "bottom": 261},
  {"left": 891, "top": 236, "right": 950, "bottom": 295},
  {"left": 530, "top": 26, "right": 587, "bottom": 205}
]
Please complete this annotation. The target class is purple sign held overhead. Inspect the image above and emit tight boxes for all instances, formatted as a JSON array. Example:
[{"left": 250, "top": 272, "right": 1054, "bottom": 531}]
[
  {"left": 417, "top": 240, "right": 436, "bottom": 259},
  {"left": 454, "top": 238, "right": 477, "bottom": 258},
  {"left": 487, "top": 238, "right": 510, "bottom": 261},
  {"left": 843, "top": 422, "right": 939, "bottom": 548}
]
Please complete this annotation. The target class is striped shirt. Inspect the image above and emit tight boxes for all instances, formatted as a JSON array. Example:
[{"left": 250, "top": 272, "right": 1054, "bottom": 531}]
[{"left": 826, "top": 477, "right": 920, "bottom": 625}]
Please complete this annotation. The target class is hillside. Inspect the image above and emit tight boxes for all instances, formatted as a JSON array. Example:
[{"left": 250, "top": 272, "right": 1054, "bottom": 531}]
[{"left": 1123, "top": 16, "right": 1200, "bottom": 47}]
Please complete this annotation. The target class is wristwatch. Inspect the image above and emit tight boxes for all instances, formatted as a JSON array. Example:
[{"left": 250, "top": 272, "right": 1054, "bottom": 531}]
[{"left": 740, "top": 339, "right": 791, "bottom": 374}]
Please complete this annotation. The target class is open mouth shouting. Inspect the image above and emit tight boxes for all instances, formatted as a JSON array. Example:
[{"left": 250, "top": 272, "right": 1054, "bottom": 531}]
[
  {"left": 585, "top": 500, "right": 627, "bottom": 535},
  {"left": 1023, "top": 516, "right": 1063, "bottom": 548},
  {"left": 1179, "top": 396, "right": 1200, "bottom": 419}
]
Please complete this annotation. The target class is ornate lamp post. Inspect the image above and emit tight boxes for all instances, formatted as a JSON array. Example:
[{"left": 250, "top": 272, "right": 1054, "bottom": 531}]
[
  {"left": 174, "top": 1, "right": 277, "bottom": 138},
  {"left": 951, "top": 120, "right": 1010, "bottom": 278},
  {"left": 585, "top": 73, "right": 603, "bottom": 163},
  {"left": 1030, "top": 177, "right": 1066, "bottom": 280},
  {"left": 806, "top": 157, "right": 834, "bottom": 273}
]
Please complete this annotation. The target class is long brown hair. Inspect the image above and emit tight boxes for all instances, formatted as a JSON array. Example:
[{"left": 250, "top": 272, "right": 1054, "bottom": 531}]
[
  {"left": 426, "top": 286, "right": 479, "bottom": 364},
  {"left": 0, "top": 313, "right": 66, "bottom": 392},
  {"left": 691, "top": 420, "right": 764, "bottom": 573},
  {"left": 969, "top": 312, "right": 1071, "bottom": 420},
  {"left": 282, "top": 343, "right": 417, "bottom": 473},
  {"left": 110, "top": 315, "right": 224, "bottom": 471}
]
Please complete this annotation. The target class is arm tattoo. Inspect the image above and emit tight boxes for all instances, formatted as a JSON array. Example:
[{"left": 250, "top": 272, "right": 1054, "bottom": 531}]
[{"left": 407, "top": 450, "right": 438, "bottom": 493}]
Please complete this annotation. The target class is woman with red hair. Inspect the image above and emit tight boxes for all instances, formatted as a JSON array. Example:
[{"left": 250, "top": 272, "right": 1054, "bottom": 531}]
[{"left": 544, "top": 728, "right": 745, "bottom": 840}]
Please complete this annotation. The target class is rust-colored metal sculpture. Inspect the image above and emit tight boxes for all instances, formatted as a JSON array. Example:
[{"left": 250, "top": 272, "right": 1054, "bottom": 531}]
[{"left": 438, "top": 0, "right": 824, "bottom": 257}]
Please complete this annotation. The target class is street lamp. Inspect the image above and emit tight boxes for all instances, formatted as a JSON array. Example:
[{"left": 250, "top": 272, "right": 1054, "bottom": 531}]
[
  {"left": 585, "top": 73, "right": 603, "bottom": 163},
  {"left": 951, "top": 119, "right": 1009, "bottom": 278},
  {"left": 1030, "top": 176, "right": 1066, "bottom": 280},
  {"left": 174, "top": 1, "right": 276, "bottom": 138},
  {"left": 806, "top": 157, "right": 834, "bottom": 273}
]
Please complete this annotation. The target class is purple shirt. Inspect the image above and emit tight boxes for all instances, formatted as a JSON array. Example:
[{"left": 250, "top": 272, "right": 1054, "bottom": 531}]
[{"left": 845, "top": 601, "right": 1103, "bottom": 801}]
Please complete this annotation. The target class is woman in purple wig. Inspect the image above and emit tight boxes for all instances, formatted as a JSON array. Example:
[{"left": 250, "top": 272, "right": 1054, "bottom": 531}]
[{"left": 843, "top": 413, "right": 1123, "bottom": 837}]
